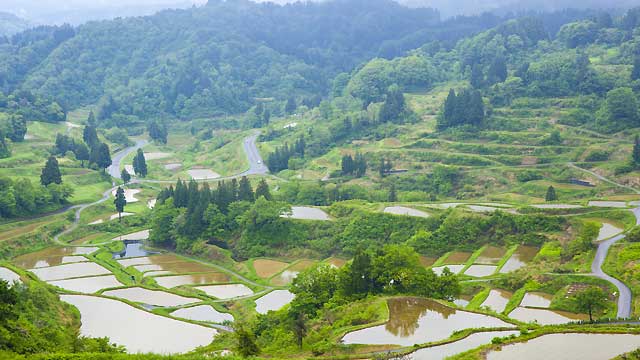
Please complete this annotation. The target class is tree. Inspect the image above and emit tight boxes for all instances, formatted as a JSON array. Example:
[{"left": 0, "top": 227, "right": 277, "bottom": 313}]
[
  {"left": 234, "top": 325, "right": 260, "bottom": 358},
  {"left": 74, "top": 143, "right": 90, "bottom": 167},
  {"left": 285, "top": 97, "right": 296, "bottom": 114},
  {"left": 574, "top": 286, "right": 608, "bottom": 322},
  {"left": 597, "top": 88, "right": 639, "bottom": 132},
  {"left": 341, "top": 155, "right": 354, "bottom": 175},
  {"left": 114, "top": 186, "right": 127, "bottom": 222},
  {"left": 255, "top": 179, "right": 272, "bottom": 201},
  {"left": 633, "top": 135, "right": 640, "bottom": 168},
  {"left": 83, "top": 125, "right": 99, "bottom": 147},
  {"left": 388, "top": 183, "right": 397, "bottom": 202},
  {"left": 545, "top": 185, "right": 557, "bottom": 202},
  {"left": 379, "top": 84, "right": 406, "bottom": 124},
  {"left": 133, "top": 149, "right": 147, "bottom": 177},
  {"left": 633, "top": 55, "right": 640, "bottom": 81},
  {"left": 8, "top": 115, "right": 27, "bottom": 142},
  {"left": 96, "top": 143, "right": 112, "bottom": 171},
  {"left": 121, "top": 169, "right": 131, "bottom": 184},
  {"left": 238, "top": 176, "right": 254, "bottom": 202},
  {"left": 148, "top": 121, "right": 168, "bottom": 144},
  {"left": 488, "top": 57, "right": 507, "bottom": 85},
  {"left": 470, "top": 64, "right": 484, "bottom": 88},
  {"left": 40, "top": 156, "right": 62, "bottom": 186}
]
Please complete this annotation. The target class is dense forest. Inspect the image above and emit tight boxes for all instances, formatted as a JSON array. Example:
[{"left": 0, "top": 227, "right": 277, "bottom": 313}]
[{"left": 0, "top": 0, "right": 600, "bottom": 128}]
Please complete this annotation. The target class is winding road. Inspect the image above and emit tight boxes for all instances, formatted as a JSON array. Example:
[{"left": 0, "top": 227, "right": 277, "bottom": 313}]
[{"left": 571, "top": 163, "right": 639, "bottom": 318}]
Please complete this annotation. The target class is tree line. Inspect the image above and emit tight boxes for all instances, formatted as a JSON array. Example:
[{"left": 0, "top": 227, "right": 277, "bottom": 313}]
[{"left": 266, "top": 136, "right": 306, "bottom": 173}]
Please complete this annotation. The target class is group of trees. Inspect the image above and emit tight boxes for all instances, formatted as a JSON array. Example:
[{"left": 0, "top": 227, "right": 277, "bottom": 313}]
[
  {"left": 0, "top": 176, "right": 72, "bottom": 218},
  {"left": 150, "top": 177, "right": 272, "bottom": 251},
  {"left": 40, "top": 156, "right": 62, "bottom": 186},
  {"left": 132, "top": 149, "right": 147, "bottom": 177},
  {"left": 438, "top": 88, "right": 485, "bottom": 130},
  {"left": 266, "top": 136, "right": 306, "bottom": 173},
  {"left": 340, "top": 152, "right": 367, "bottom": 177},
  {"left": 248, "top": 245, "right": 460, "bottom": 351},
  {"left": 148, "top": 121, "right": 168, "bottom": 144}
]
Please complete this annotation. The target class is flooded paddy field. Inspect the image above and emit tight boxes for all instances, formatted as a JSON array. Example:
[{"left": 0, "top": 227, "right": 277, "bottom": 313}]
[
  {"left": 341, "top": 298, "right": 513, "bottom": 346},
  {"left": 252, "top": 259, "right": 289, "bottom": 278},
  {"left": 48, "top": 275, "right": 123, "bottom": 293},
  {"left": 102, "top": 287, "right": 200, "bottom": 307},
  {"left": 195, "top": 284, "right": 254, "bottom": 299},
  {"left": 255, "top": 290, "right": 295, "bottom": 314},
  {"left": 154, "top": 273, "right": 231, "bottom": 288},
  {"left": 171, "top": 305, "right": 233, "bottom": 323},
  {"left": 383, "top": 206, "right": 430, "bottom": 218},
  {"left": 499, "top": 246, "right": 538, "bottom": 273},
  {"left": 29, "top": 262, "right": 111, "bottom": 281}
]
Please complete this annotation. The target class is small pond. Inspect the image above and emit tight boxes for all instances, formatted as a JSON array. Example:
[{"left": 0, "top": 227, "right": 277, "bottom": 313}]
[
  {"left": 255, "top": 290, "right": 295, "bottom": 314},
  {"left": 341, "top": 298, "right": 513, "bottom": 346},
  {"left": 485, "top": 333, "right": 640, "bottom": 360}
]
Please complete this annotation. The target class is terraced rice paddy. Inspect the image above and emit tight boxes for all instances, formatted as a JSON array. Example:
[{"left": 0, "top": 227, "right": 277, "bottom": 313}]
[
  {"left": 508, "top": 307, "right": 587, "bottom": 325},
  {"left": 520, "top": 292, "right": 553, "bottom": 308},
  {"left": 0, "top": 267, "right": 21, "bottom": 284},
  {"left": 464, "top": 265, "right": 497, "bottom": 277},
  {"left": 102, "top": 287, "right": 200, "bottom": 307},
  {"left": 342, "top": 298, "right": 513, "bottom": 346},
  {"left": 485, "top": 333, "right": 640, "bottom": 360},
  {"left": 476, "top": 246, "right": 506, "bottom": 265},
  {"left": 48, "top": 275, "right": 123, "bottom": 293},
  {"left": 499, "top": 246, "right": 538, "bottom": 273},
  {"left": 481, "top": 289, "right": 512, "bottom": 313},
  {"left": 29, "top": 262, "right": 111, "bottom": 281},
  {"left": 61, "top": 295, "right": 217, "bottom": 354},
  {"left": 154, "top": 273, "right": 231, "bottom": 288},
  {"left": 252, "top": 259, "right": 289, "bottom": 278},
  {"left": 383, "top": 206, "right": 430, "bottom": 218},
  {"left": 284, "top": 206, "right": 330, "bottom": 221},
  {"left": 195, "top": 284, "right": 254, "bottom": 299},
  {"left": 13, "top": 247, "right": 97, "bottom": 269},
  {"left": 171, "top": 305, "right": 233, "bottom": 323},
  {"left": 255, "top": 290, "right": 295, "bottom": 314}
]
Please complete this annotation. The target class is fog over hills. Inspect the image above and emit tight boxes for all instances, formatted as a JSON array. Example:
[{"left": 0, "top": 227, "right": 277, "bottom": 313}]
[{"left": 2, "top": 0, "right": 639, "bottom": 26}]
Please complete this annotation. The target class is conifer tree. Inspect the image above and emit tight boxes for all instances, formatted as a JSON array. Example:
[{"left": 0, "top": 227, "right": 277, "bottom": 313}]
[
  {"left": 633, "top": 135, "right": 640, "bottom": 168},
  {"left": 40, "top": 156, "right": 62, "bottom": 186},
  {"left": 238, "top": 176, "right": 255, "bottom": 202},
  {"left": 8, "top": 115, "right": 27, "bottom": 142},
  {"left": 133, "top": 149, "right": 147, "bottom": 177},
  {"left": 255, "top": 179, "right": 272, "bottom": 200},
  {"left": 114, "top": 186, "right": 127, "bottom": 221},
  {"left": 121, "top": 169, "right": 131, "bottom": 184},
  {"left": 95, "top": 143, "right": 112, "bottom": 172},
  {"left": 74, "top": 143, "right": 90, "bottom": 167},
  {"left": 83, "top": 125, "right": 99, "bottom": 147},
  {"left": 470, "top": 64, "right": 484, "bottom": 88},
  {"left": 388, "top": 183, "right": 397, "bottom": 202},
  {"left": 285, "top": 97, "right": 296, "bottom": 114},
  {"left": 545, "top": 185, "right": 558, "bottom": 202}
]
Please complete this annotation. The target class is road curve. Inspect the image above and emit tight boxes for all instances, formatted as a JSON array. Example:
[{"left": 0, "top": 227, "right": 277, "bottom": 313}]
[
  {"left": 571, "top": 162, "right": 638, "bottom": 318},
  {"left": 108, "top": 139, "right": 148, "bottom": 179}
]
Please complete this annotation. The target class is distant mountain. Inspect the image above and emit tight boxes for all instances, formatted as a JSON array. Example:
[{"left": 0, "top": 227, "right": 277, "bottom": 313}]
[
  {"left": 397, "top": 0, "right": 640, "bottom": 17},
  {"left": 0, "top": 11, "right": 30, "bottom": 36}
]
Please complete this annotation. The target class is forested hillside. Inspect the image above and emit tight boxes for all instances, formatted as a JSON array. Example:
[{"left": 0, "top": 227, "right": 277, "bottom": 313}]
[{"left": 0, "top": 0, "right": 524, "bottom": 126}]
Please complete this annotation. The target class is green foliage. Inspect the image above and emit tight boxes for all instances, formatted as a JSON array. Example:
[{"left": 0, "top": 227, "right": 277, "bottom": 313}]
[
  {"left": 121, "top": 169, "right": 131, "bottom": 184},
  {"left": 40, "top": 156, "right": 62, "bottom": 186},
  {"left": 573, "top": 285, "right": 608, "bottom": 322},
  {"left": 438, "top": 88, "right": 485, "bottom": 130},
  {"left": 341, "top": 152, "right": 367, "bottom": 177},
  {"left": 596, "top": 87, "right": 639, "bottom": 133},
  {"left": 633, "top": 135, "right": 640, "bottom": 168},
  {"left": 0, "top": 177, "right": 72, "bottom": 219},
  {"left": 132, "top": 149, "right": 147, "bottom": 178},
  {"left": 114, "top": 187, "right": 126, "bottom": 220},
  {"left": 254, "top": 179, "right": 272, "bottom": 201},
  {"left": 0, "top": 281, "right": 122, "bottom": 355},
  {"left": 545, "top": 185, "right": 558, "bottom": 202},
  {"left": 233, "top": 325, "right": 260, "bottom": 358}
]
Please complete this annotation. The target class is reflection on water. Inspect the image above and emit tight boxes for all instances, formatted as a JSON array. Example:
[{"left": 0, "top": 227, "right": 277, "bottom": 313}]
[
  {"left": 155, "top": 273, "right": 231, "bottom": 288},
  {"left": 133, "top": 261, "right": 215, "bottom": 274},
  {"left": 112, "top": 241, "right": 157, "bottom": 259},
  {"left": 499, "top": 246, "right": 538, "bottom": 273},
  {"left": 255, "top": 290, "right": 295, "bottom": 314},
  {"left": 13, "top": 247, "right": 97, "bottom": 269},
  {"left": 519, "top": 292, "right": 552, "bottom": 308},
  {"left": 172, "top": 305, "right": 234, "bottom": 323},
  {"left": 476, "top": 246, "right": 506, "bottom": 265},
  {"left": 464, "top": 265, "right": 497, "bottom": 277},
  {"left": 61, "top": 294, "right": 217, "bottom": 354},
  {"left": 508, "top": 307, "right": 587, "bottom": 325},
  {"left": 342, "top": 298, "right": 513, "bottom": 346},
  {"left": 486, "top": 333, "right": 640, "bottom": 360},
  {"left": 411, "top": 331, "right": 519, "bottom": 360},
  {"left": 481, "top": 289, "right": 512, "bottom": 313}
]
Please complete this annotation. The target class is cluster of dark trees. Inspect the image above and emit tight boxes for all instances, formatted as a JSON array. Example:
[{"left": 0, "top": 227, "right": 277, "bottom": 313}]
[
  {"left": 132, "top": 149, "right": 147, "bottom": 177},
  {"left": 148, "top": 121, "right": 168, "bottom": 144},
  {"left": 438, "top": 89, "right": 485, "bottom": 130},
  {"left": 54, "top": 124, "right": 111, "bottom": 171},
  {"left": 150, "top": 177, "right": 272, "bottom": 250},
  {"left": 378, "top": 85, "right": 409, "bottom": 123},
  {"left": 266, "top": 136, "right": 306, "bottom": 173},
  {"left": 0, "top": 91, "right": 65, "bottom": 123},
  {"left": 0, "top": 114, "right": 27, "bottom": 143},
  {"left": 340, "top": 152, "right": 367, "bottom": 177}
]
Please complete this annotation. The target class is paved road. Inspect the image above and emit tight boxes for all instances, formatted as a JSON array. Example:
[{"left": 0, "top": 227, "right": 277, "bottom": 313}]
[
  {"left": 571, "top": 162, "right": 638, "bottom": 318},
  {"left": 108, "top": 139, "right": 148, "bottom": 179},
  {"left": 239, "top": 131, "right": 269, "bottom": 176}
]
